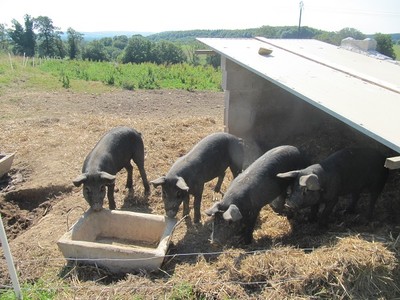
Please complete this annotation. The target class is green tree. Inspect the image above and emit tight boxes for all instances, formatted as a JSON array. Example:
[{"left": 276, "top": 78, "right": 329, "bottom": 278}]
[
  {"left": 67, "top": 27, "right": 83, "bottom": 59},
  {"left": 23, "top": 14, "right": 35, "bottom": 56},
  {"left": 338, "top": 28, "right": 365, "bottom": 40},
  {"left": 206, "top": 53, "right": 221, "bottom": 68},
  {"left": 54, "top": 35, "right": 66, "bottom": 58},
  {"left": 121, "top": 36, "right": 152, "bottom": 63},
  {"left": 82, "top": 40, "right": 109, "bottom": 61},
  {"left": 152, "top": 41, "right": 186, "bottom": 64},
  {"left": 35, "top": 16, "right": 63, "bottom": 57},
  {"left": 314, "top": 31, "right": 339, "bottom": 45},
  {"left": 374, "top": 33, "right": 396, "bottom": 59},
  {"left": 100, "top": 37, "right": 113, "bottom": 47},
  {"left": 315, "top": 27, "right": 366, "bottom": 46},
  {"left": 332, "top": 27, "right": 366, "bottom": 45},
  {"left": 0, "top": 23, "right": 11, "bottom": 52},
  {"left": 8, "top": 15, "right": 36, "bottom": 56},
  {"left": 8, "top": 19, "right": 25, "bottom": 55},
  {"left": 113, "top": 35, "right": 128, "bottom": 50},
  {"left": 185, "top": 42, "right": 201, "bottom": 65}
]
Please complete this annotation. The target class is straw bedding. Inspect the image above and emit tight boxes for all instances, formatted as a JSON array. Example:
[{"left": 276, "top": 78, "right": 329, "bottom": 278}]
[{"left": 0, "top": 88, "right": 399, "bottom": 299}]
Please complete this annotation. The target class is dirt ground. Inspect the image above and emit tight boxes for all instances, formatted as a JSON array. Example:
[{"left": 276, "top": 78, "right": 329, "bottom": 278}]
[
  {"left": 0, "top": 88, "right": 235, "bottom": 290},
  {"left": 0, "top": 87, "right": 399, "bottom": 299}
]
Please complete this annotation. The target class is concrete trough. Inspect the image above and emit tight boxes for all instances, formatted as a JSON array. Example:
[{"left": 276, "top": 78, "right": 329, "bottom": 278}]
[
  {"left": 0, "top": 153, "right": 15, "bottom": 178},
  {"left": 57, "top": 209, "right": 177, "bottom": 273}
]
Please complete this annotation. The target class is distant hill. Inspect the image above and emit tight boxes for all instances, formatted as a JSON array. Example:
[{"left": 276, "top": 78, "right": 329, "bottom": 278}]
[
  {"left": 366, "top": 33, "right": 400, "bottom": 42},
  {"left": 147, "top": 26, "right": 323, "bottom": 42},
  {"left": 73, "top": 28, "right": 399, "bottom": 43},
  {"left": 389, "top": 33, "right": 400, "bottom": 42},
  {"left": 64, "top": 31, "right": 155, "bottom": 41}
]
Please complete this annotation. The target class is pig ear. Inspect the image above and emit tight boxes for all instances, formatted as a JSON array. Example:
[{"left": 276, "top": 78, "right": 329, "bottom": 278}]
[
  {"left": 276, "top": 170, "right": 300, "bottom": 179},
  {"left": 222, "top": 204, "right": 243, "bottom": 222},
  {"left": 299, "top": 174, "right": 320, "bottom": 191},
  {"left": 205, "top": 202, "right": 221, "bottom": 216},
  {"left": 73, "top": 173, "right": 88, "bottom": 187},
  {"left": 176, "top": 177, "right": 189, "bottom": 191},
  {"left": 100, "top": 171, "right": 116, "bottom": 185},
  {"left": 150, "top": 176, "right": 166, "bottom": 187}
]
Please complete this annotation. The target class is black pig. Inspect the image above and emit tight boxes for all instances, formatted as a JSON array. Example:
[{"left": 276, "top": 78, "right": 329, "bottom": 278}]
[
  {"left": 277, "top": 148, "right": 388, "bottom": 225},
  {"left": 151, "top": 132, "right": 244, "bottom": 223},
  {"left": 73, "top": 126, "right": 150, "bottom": 211},
  {"left": 205, "top": 145, "right": 308, "bottom": 245}
]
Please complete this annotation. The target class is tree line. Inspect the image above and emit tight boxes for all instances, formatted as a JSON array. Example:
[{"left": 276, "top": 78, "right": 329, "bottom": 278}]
[
  {"left": 149, "top": 26, "right": 397, "bottom": 59},
  {"left": 0, "top": 15, "right": 397, "bottom": 63},
  {"left": 0, "top": 15, "right": 192, "bottom": 65}
]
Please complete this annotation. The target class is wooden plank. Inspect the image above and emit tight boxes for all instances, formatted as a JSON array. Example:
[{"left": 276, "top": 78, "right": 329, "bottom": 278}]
[
  {"left": 385, "top": 156, "right": 400, "bottom": 169},
  {"left": 195, "top": 49, "right": 216, "bottom": 55},
  {"left": 0, "top": 153, "right": 15, "bottom": 178}
]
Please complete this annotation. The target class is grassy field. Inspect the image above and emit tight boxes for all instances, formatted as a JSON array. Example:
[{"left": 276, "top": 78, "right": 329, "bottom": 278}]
[
  {"left": 394, "top": 44, "right": 400, "bottom": 60},
  {"left": 0, "top": 54, "right": 222, "bottom": 94}
]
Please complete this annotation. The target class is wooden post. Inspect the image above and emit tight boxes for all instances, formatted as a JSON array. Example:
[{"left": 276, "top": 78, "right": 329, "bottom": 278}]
[
  {"left": 385, "top": 156, "right": 400, "bottom": 170},
  {"left": 0, "top": 215, "right": 22, "bottom": 299},
  {"left": 8, "top": 53, "right": 14, "bottom": 70}
]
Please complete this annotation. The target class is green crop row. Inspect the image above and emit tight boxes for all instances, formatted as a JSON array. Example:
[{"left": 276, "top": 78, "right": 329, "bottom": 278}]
[
  {"left": 0, "top": 54, "right": 222, "bottom": 93},
  {"left": 38, "top": 59, "right": 222, "bottom": 91}
]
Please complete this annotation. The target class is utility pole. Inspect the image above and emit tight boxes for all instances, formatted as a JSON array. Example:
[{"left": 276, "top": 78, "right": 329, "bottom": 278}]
[{"left": 298, "top": 1, "right": 304, "bottom": 38}]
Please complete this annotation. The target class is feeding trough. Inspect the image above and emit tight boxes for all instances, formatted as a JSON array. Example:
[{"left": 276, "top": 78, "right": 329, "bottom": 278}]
[
  {"left": 57, "top": 209, "right": 177, "bottom": 273},
  {"left": 0, "top": 153, "right": 15, "bottom": 178}
]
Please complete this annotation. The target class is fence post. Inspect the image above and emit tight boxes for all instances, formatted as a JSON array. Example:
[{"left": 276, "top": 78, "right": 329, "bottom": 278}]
[
  {"left": 8, "top": 53, "right": 14, "bottom": 70},
  {"left": 0, "top": 214, "right": 22, "bottom": 299}
]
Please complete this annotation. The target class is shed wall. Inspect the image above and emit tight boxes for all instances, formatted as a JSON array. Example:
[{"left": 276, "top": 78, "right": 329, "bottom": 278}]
[{"left": 222, "top": 57, "right": 393, "bottom": 166}]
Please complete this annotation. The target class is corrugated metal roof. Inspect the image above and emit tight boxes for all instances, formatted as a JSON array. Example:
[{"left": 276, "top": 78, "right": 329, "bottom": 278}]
[{"left": 197, "top": 37, "right": 400, "bottom": 153}]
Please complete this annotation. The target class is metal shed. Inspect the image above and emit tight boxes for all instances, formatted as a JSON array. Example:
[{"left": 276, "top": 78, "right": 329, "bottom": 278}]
[{"left": 198, "top": 37, "right": 400, "bottom": 167}]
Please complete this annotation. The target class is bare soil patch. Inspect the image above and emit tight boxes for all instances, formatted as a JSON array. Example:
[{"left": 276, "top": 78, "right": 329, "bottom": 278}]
[{"left": 0, "top": 88, "right": 399, "bottom": 299}]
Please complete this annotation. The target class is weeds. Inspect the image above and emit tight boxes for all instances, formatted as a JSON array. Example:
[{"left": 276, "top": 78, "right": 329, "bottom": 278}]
[
  {"left": 0, "top": 279, "right": 58, "bottom": 300},
  {"left": 37, "top": 59, "right": 221, "bottom": 91},
  {"left": 169, "top": 282, "right": 196, "bottom": 300},
  {"left": 59, "top": 70, "right": 70, "bottom": 89},
  {"left": 0, "top": 53, "right": 222, "bottom": 92}
]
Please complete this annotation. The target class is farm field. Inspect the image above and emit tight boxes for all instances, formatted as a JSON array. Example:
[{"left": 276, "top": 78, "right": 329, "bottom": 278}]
[
  {"left": 0, "top": 66, "right": 400, "bottom": 298},
  {"left": 394, "top": 44, "right": 400, "bottom": 61}
]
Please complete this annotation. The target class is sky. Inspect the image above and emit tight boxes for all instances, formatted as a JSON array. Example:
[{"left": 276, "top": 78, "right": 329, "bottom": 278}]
[{"left": 1, "top": 0, "right": 399, "bottom": 34}]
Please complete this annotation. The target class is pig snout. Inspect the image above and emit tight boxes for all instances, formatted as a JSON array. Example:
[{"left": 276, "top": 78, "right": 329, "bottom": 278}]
[
  {"left": 208, "top": 221, "right": 222, "bottom": 246},
  {"left": 287, "top": 185, "right": 320, "bottom": 209},
  {"left": 88, "top": 193, "right": 106, "bottom": 211},
  {"left": 166, "top": 209, "right": 178, "bottom": 218},
  {"left": 82, "top": 184, "right": 107, "bottom": 211},
  {"left": 285, "top": 198, "right": 301, "bottom": 209},
  {"left": 164, "top": 201, "right": 181, "bottom": 218},
  {"left": 209, "top": 237, "right": 222, "bottom": 247},
  {"left": 91, "top": 202, "right": 104, "bottom": 211}
]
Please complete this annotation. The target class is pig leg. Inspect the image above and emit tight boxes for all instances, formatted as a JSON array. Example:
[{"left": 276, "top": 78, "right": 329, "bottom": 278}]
[
  {"left": 133, "top": 158, "right": 151, "bottom": 196},
  {"left": 308, "top": 204, "right": 319, "bottom": 222},
  {"left": 318, "top": 198, "right": 338, "bottom": 226},
  {"left": 213, "top": 172, "right": 225, "bottom": 194},
  {"left": 366, "top": 192, "right": 380, "bottom": 220},
  {"left": 107, "top": 184, "right": 116, "bottom": 210},
  {"left": 243, "top": 213, "right": 259, "bottom": 244},
  {"left": 229, "top": 164, "right": 242, "bottom": 178},
  {"left": 270, "top": 193, "right": 286, "bottom": 214},
  {"left": 366, "top": 180, "right": 386, "bottom": 220},
  {"left": 345, "top": 192, "right": 360, "bottom": 214},
  {"left": 182, "top": 193, "right": 190, "bottom": 219},
  {"left": 193, "top": 186, "right": 204, "bottom": 223},
  {"left": 125, "top": 163, "right": 133, "bottom": 189}
]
